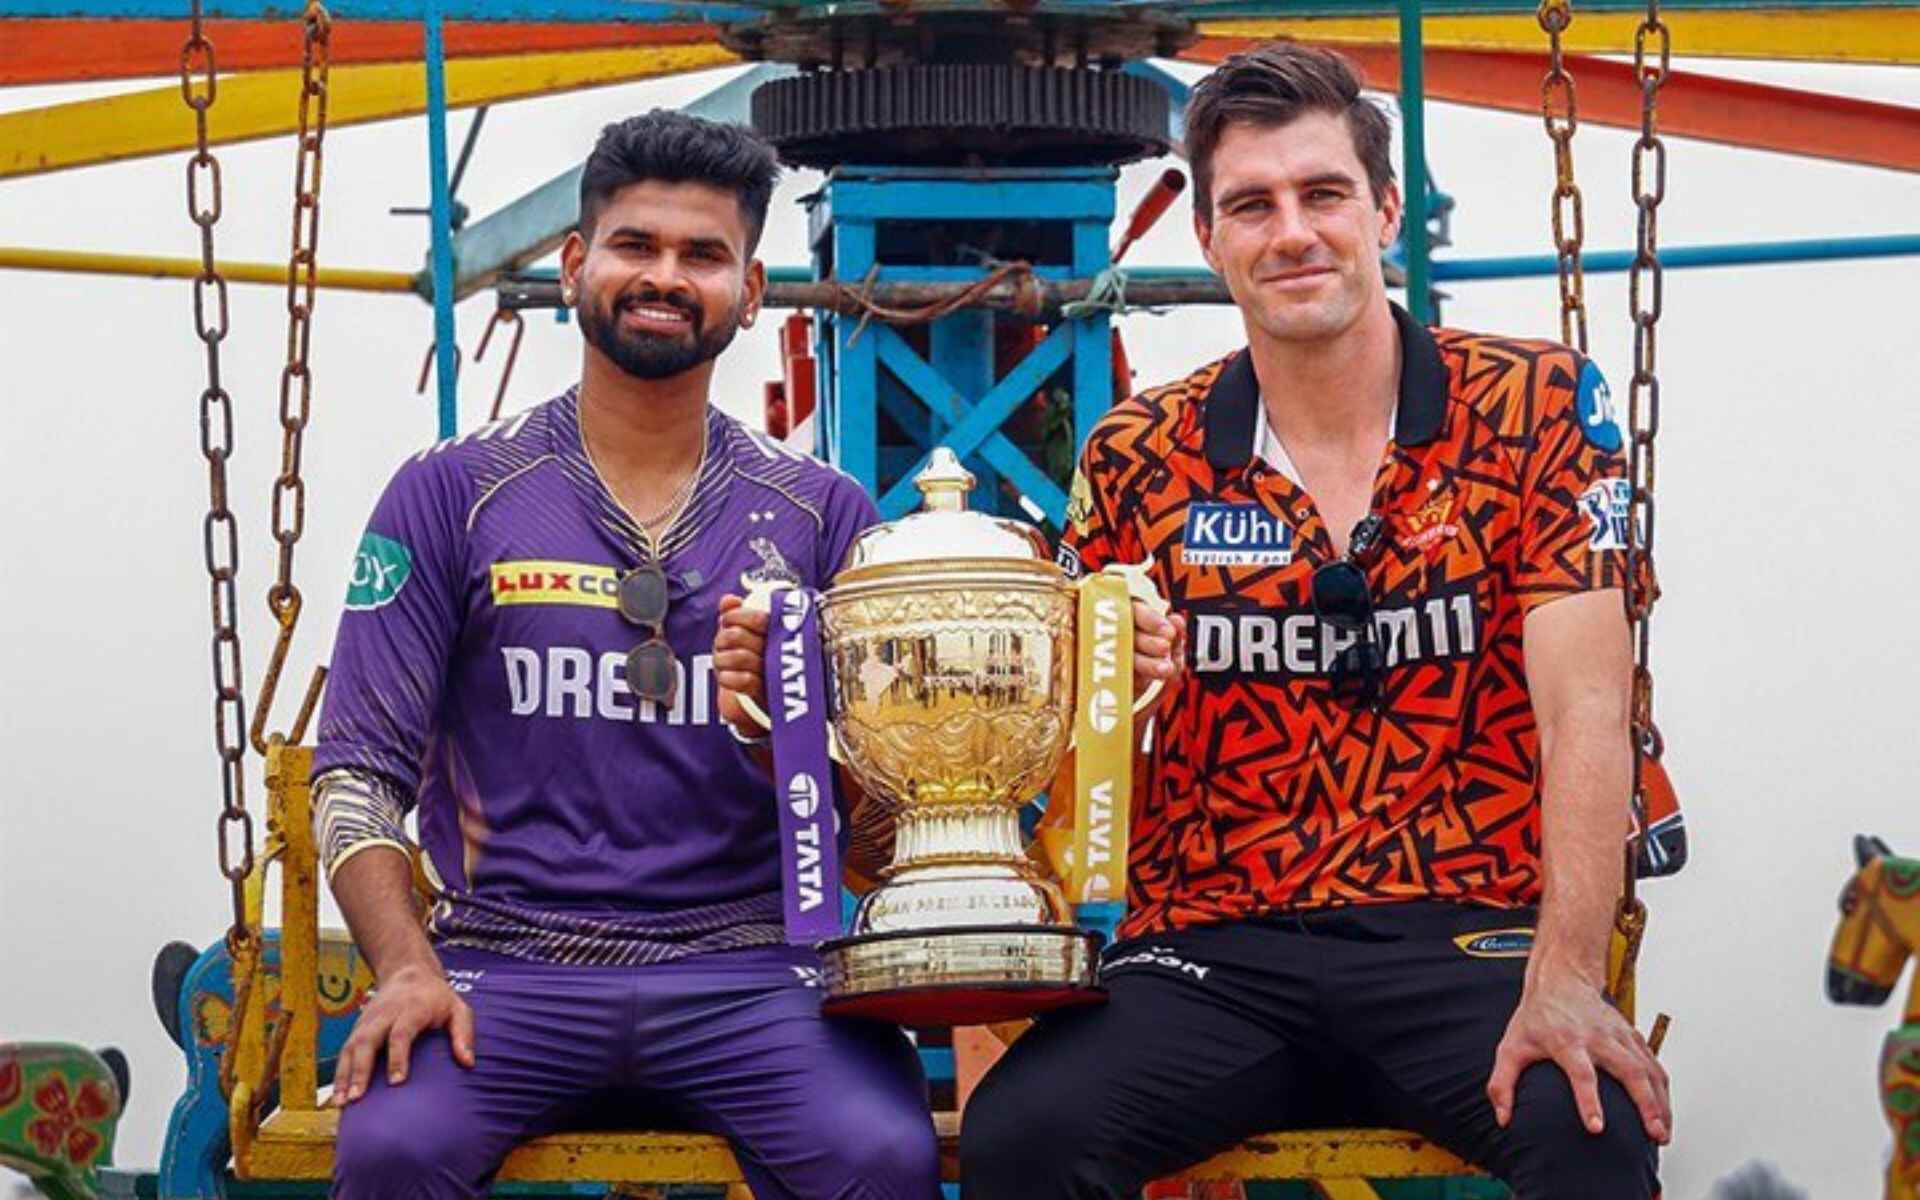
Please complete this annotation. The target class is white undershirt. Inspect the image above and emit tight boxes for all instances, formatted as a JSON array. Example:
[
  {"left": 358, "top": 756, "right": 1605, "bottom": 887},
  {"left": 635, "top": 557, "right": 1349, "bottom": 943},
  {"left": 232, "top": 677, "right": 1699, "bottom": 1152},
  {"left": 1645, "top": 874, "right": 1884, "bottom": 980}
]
[{"left": 1253, "top": 400, "right": 1399, "bottom": 488}]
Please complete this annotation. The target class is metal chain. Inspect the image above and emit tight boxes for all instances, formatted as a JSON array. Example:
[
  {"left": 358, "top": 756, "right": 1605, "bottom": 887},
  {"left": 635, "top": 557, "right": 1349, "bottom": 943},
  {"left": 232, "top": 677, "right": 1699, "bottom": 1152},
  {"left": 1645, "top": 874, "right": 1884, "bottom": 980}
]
[
  {"left": 1623, "top": 0, "right": 1670, "bottom": 910},
  {"left": 180, "top": 1, "right": 255, "bottom": 950},
  {"left": 251, "top": 0, "right": 333, "bottom": 755},
  {"left": 1537, "top": 0, "right": 1589, "bottom": 354}
]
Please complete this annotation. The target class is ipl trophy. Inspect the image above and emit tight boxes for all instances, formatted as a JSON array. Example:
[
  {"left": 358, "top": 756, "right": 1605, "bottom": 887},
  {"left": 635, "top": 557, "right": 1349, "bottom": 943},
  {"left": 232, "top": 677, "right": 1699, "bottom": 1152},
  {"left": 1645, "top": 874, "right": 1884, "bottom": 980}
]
[{"left": 745, "top": 447, "right": 1160, "bottom": 1025}]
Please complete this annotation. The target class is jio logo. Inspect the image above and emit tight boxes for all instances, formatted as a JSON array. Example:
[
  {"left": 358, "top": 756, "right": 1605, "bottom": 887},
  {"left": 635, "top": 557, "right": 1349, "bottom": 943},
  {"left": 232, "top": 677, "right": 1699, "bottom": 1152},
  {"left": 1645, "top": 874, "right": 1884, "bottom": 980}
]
[
  {"left": 780, "top": 588, "right": 810, "bottom": 633},
  {"left": 1089, "top": 688, "right": 1119, "bottom": 734},
  {"left": 788, "top": 772, "right": 821, "bottom": 820}
]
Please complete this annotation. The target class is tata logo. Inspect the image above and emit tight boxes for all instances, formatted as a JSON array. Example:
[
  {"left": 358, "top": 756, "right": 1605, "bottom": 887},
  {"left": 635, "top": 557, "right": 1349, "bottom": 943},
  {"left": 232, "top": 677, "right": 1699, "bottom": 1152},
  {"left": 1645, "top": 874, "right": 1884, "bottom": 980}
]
[
  {"left": 1088, "top": 687, "right": 1119, "bottom": 734},
  {"left": 346, "top": 532, "right": 413, "bottom": 611},
  {"left": 787, "top": 772, "right": 821, "bottom": 820},
  {"left": 1182, "top": 502, "right": 1293, "bottom": 567},
  {"left": 778, "top": 629, "right": 810, "bottom": 722},
  {"left": 779, "top": 588, "right": 811, "bottom": 633}
]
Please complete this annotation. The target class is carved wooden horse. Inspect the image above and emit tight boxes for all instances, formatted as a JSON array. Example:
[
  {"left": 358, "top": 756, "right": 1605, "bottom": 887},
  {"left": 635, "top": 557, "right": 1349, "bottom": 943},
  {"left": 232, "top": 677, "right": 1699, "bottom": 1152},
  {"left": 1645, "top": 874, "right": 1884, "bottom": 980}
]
[{"left": 1829, "top": 834, "right": 1920, "bottom": 1200}]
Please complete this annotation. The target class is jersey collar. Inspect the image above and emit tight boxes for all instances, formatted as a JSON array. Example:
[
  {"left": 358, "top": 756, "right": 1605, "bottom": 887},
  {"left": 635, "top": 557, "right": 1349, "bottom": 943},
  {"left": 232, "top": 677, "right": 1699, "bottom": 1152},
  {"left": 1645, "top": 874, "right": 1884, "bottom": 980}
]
[{"left": 1202, "top": 301, "right": 1448, "bottom": 473}]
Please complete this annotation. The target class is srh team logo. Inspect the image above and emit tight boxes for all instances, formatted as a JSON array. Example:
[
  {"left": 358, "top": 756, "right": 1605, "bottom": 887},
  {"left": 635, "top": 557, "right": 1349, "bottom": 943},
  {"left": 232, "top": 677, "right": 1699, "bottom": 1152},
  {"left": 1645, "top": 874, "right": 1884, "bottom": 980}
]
[
  {"left": 490, "top": 560, "right": 621, "bottom": 608},
  {"left": 1399, "top": 491, "right": 1459, "bottom": 553},
  {"left": 1181, "top": 502, "right": 1293, "bottom": 567},
  {"left": 1581, "top": 479, "right": 1633, "bottom": 552}
]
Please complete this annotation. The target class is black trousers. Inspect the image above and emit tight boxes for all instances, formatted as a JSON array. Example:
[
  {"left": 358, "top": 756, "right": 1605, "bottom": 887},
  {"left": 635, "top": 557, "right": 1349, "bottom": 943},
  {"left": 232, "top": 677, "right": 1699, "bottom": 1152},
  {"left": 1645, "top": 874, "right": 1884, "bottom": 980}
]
[{"left": 960, "top": 904, "right": 1658, "bottom": 1200}]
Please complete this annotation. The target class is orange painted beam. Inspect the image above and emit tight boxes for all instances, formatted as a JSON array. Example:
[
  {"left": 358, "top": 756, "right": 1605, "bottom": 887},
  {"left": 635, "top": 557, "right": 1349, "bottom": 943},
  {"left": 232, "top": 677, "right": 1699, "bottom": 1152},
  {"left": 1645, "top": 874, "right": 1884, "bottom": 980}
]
[
  {"left": 0, "top": 18, "right": 719, "bottom": 85},
  {"left": 1183, "top": 37, "right": 1920, "bottom": 173}
]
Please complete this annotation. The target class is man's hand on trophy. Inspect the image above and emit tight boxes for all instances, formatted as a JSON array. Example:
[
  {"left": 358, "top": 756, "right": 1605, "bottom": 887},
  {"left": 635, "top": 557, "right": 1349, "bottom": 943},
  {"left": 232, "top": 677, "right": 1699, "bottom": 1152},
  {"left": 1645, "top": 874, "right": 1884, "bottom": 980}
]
[
  {"left": 714, "top": 593, "right": 773, "bottom": 740},
  {"left": 1133, "top": 601, "right": 1187, "bottom": 697}
]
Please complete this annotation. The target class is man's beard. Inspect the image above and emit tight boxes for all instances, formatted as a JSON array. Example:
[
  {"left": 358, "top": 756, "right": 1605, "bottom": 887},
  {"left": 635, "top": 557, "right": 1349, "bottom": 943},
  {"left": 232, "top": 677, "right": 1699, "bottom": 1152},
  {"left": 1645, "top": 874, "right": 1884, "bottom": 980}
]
[{"left": 579, "top": 287, "right": 743, "bottom": 381}]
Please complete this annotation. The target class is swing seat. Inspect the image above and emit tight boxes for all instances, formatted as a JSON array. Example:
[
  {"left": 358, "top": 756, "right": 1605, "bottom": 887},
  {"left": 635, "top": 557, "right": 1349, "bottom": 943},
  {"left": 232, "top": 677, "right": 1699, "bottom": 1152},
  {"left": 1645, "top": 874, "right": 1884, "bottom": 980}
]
[{"left": 235, "top": 746, "right": 1485, "bottom": 1200}]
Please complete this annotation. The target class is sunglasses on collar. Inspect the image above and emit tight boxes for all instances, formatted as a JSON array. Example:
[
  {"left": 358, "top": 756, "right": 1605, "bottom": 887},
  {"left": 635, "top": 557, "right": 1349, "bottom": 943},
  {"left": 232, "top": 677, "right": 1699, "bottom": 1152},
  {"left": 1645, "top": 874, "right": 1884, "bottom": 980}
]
[{"left": 1309, "top": 515, "right": 1388, "bottom": 710}]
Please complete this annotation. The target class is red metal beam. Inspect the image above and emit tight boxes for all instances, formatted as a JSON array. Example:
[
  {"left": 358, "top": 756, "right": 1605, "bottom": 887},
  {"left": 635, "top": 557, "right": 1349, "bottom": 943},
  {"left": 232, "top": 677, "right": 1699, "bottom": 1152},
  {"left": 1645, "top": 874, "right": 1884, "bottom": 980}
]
[
  {"left": 1182, "top": 37, "right": 1920, "bottom": 173},
  {"left": 0, "top": 18, "right": 718, "bottom": 85}
]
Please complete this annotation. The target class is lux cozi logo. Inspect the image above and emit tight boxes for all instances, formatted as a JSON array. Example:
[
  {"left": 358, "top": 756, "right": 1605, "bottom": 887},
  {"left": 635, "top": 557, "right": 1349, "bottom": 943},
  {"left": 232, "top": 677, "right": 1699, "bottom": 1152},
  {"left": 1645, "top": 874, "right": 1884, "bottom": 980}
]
[{"left": 490, "top": 560, "right": 620, "bottom": 608}]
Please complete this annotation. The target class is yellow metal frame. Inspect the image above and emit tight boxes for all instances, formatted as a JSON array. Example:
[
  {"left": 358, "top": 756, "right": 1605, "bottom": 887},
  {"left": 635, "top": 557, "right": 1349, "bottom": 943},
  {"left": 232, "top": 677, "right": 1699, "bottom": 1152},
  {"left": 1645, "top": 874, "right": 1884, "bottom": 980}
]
[
  {"left": 0, "top": 247, "right": 417, "bottom": 293},
  {"left": 0, "top": 43, "right": 738, "bottom": 181},
  {"left": 1200, "top": 10, "right": 1920, "bottom": 65}
]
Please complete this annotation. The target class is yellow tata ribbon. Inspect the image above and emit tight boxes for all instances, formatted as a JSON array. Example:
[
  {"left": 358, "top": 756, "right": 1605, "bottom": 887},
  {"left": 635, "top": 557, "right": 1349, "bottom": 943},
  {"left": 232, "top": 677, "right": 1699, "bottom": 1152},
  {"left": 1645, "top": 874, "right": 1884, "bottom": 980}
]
[{"left": 1071, "top": 571, "right": 1135, "bottom": 906}]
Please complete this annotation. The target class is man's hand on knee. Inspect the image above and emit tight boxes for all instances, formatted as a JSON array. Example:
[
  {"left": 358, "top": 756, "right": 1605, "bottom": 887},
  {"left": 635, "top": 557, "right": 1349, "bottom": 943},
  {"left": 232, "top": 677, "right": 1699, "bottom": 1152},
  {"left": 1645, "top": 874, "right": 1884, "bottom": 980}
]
[
  {"left": 1486, "top": 976, "right": 1671, "bottom": 1145},
  {"left": 332, "top": 963, "right": 476, "bottom": 1106}
]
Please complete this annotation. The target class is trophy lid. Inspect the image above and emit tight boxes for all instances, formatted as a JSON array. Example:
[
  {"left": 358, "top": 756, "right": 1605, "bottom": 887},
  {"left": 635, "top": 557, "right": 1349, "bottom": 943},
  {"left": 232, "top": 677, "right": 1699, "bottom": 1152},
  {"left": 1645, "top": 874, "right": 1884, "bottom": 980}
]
[{"left": 837, "top": 447, "right": 1057, "bottom": 576}]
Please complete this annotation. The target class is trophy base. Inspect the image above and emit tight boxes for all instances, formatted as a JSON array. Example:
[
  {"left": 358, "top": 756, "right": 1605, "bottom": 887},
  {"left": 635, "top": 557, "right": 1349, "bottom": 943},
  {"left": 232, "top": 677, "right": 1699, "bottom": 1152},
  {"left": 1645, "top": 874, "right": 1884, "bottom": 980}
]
[{"left": 818, "top": 924, "right": 1104, "bottom": 1025}]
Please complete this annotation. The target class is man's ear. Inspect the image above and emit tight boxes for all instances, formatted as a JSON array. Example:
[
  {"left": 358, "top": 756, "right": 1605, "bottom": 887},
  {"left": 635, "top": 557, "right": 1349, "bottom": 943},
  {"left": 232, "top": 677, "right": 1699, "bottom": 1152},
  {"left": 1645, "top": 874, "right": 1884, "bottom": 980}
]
[
  {"left": 1377, "top": 180, "right": 1404, "bottom": 250},
  {"left": 1194, "top": 210, "right": 1222, "bottom": 276},
  {"left": 559, "top": 229, "right": 587, "bottom": 303},
  {"left": 741, "top": 258, "right": 767, "bottom": 330}
]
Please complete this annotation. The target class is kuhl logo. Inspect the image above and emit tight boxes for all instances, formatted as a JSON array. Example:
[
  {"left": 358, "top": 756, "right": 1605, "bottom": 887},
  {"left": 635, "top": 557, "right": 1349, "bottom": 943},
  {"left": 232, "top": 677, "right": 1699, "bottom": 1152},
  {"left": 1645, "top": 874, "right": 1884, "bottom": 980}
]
[
  {"left": 346, "top": 532, "right": 413, "bottom": 611},
  {"left": 1182, "top": 502, "right": 1294, "bottom": 567}
]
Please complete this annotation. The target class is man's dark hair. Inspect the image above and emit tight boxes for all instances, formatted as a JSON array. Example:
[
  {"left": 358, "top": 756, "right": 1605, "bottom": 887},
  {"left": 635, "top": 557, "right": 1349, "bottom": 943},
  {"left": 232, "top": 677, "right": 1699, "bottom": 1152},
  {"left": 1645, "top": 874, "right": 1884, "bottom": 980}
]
[
  {"left": 578, "top": 109, "right": 781, "bottom": 254},
  {"left": 1185, "top": 43, "right": 1396, "bottom": 222}
]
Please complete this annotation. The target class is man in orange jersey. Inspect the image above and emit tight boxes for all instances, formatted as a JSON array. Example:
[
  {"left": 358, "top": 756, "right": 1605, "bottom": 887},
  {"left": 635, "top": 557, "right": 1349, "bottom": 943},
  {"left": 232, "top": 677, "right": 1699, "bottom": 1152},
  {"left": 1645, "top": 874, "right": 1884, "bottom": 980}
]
[{"left": 962, "top": 43, "right": 1667, "bottom": 1200}]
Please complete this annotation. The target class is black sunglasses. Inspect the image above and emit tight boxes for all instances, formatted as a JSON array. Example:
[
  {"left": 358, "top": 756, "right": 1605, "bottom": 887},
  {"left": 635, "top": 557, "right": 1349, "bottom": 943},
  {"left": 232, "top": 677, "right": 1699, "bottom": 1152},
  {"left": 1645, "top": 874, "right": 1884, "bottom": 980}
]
[
  {"left": 1310, "top": 515, "right": 1387, "bottom": 710},
  {"left": 618, "top": 564, "right": 678, "bottom": 708}
]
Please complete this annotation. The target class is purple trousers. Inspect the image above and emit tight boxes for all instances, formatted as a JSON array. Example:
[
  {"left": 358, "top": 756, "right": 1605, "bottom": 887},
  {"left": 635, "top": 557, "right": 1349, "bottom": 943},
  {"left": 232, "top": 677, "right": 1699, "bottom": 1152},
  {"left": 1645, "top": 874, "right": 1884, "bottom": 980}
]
[{"left": 332, "top": 945, "right": 939, "bottom": 1200}]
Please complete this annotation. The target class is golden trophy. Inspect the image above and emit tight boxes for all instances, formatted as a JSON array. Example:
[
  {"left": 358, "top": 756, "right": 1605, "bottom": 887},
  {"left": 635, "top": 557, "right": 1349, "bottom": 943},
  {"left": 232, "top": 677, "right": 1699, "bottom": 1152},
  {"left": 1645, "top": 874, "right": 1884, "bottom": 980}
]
[{"left": 743, "top": 447, "right": 1161, "bottom": 1025}]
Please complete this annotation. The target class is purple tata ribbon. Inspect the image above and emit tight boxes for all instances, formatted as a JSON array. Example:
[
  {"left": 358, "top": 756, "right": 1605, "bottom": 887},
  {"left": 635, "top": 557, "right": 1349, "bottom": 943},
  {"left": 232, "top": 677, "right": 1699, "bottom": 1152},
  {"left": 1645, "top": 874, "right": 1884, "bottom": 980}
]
[{"left": 765, "top": 586, "right": 842, "bottom": 945}]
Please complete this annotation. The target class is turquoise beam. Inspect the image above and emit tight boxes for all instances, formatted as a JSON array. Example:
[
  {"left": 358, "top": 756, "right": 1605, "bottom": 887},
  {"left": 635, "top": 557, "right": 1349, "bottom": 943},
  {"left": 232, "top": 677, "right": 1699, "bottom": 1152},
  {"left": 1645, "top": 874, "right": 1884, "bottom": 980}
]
[
  {"left": 1433, "top": 233, "right": 1920, "bottom": 278},
  {"left": 424, "top": 0, "right": 459, "bottom": 437},
  {"left": 14, "top": 0, "right": 1910, "bottom": 16},
  {"left": 1398, "top": 0, "right": 1432, "bottom": 323}
]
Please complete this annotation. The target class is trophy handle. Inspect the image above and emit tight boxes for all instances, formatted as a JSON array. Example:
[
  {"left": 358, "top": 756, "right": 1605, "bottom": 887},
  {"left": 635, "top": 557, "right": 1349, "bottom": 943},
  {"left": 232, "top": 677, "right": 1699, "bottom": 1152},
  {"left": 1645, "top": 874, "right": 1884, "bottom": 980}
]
[
  {"left": 735, "top": 579, "right": 844, "bottom": 763},
  {"left": 1096, "top": 559, "right": 1169, "bottom": 716}
]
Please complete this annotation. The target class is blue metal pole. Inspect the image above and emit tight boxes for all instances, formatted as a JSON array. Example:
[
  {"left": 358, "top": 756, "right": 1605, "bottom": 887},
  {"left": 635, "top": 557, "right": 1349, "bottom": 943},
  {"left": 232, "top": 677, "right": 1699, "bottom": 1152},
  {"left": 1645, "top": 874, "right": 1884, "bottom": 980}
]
[
  {"left": 1435, "top": 233, "right": 1920, "bottom": 279},
  {"left": 424, "top": 0, "right": 459, "bottom": 439},
  {"left": 1398, "top": 0, "right": 1432, "bottom": 323}
]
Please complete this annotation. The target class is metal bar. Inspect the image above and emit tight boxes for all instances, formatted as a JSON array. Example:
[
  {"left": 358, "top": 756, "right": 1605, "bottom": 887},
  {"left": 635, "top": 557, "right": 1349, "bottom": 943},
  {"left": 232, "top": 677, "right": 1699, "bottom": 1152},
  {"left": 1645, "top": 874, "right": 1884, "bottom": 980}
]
[
  {"left": 1181, "top": 41, "right": 1920, "bottom": 173},
  {"left": 1431, "top": 233, "right": 1920, "bottom": 277},
  {"left": 0, "top": 43, "right": 738, "bottom": 181},
  {"left": 1397, "top": 0, "right": 1432, "bottom": 322},
  {"left": 0, "top": 246, "right": 419, "bottom": 292},
  {"left": 1188, "top": 0, "right": 1920, "bottom": 15},
  {"left": 1204, "top": 10, "right": 1920, "bottom": 66},
  {"left": 501, "top": 274, "right": 1236, "bottom": 314},
  {"left": 5, "top": 2, "right": 765, "bottom": 20},
  {"left": 1070, "top": 216, "right": 1112, "bottom": 458},
  {"left": 0, "top": 18, "right": 720, "bottom": 85},
  {"left": 424, "top": 0, "right": 459, "bottom": 438}
]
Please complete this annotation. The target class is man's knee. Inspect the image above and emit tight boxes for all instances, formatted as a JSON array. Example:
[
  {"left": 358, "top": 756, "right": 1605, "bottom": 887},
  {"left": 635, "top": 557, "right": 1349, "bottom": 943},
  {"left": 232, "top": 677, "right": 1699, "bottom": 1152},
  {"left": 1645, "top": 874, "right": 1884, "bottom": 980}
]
[
  {"left": 333, "top": 1089, "right": 480, "bottom": 1199},
  {"left": 960, "top": 1059, "right": 1132, "bottom": 1200},
  {"left": 1496, "top": 1063, "right": 1658, "bottom": 1200},
  {"left": 829, "top": 1108, "right": 941, "bottom": 1200}
]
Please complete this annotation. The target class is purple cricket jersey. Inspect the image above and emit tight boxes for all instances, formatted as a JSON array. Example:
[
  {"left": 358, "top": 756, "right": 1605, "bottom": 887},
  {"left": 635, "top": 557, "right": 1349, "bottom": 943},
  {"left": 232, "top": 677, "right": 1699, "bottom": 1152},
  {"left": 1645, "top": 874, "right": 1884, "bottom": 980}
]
[{"left": 312, "top": 388, "right": 877, "bottom": 965}]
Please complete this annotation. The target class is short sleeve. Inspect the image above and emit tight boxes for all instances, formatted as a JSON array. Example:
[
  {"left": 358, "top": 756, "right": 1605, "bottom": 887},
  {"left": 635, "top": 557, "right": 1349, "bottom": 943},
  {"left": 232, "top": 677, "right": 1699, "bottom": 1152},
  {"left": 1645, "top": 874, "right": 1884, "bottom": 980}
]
[
  {"left": 1514, "top": 355, "right": 1632, "bottom": 614},
  {"left": 310, "top": 453, "right": 470, "bottom": 793},
  {"left": 1056, "top": 417, "right": 1141, "bottom": 581},
  {"left": 816, "top": 471, "right": 881, "bottom": 585}
]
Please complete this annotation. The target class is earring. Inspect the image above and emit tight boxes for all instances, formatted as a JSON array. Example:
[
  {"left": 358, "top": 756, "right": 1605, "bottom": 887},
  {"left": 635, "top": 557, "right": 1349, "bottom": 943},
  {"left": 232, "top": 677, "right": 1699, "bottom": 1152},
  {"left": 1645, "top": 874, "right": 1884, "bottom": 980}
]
[{"left": 561, "top": 283, "right": 576, "bottom": 305}]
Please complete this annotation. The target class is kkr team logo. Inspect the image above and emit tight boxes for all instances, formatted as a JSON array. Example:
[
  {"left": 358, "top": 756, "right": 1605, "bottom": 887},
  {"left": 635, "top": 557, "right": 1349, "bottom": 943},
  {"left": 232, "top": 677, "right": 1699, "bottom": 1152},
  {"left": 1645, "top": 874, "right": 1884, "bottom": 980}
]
[
  {"left": 346, "top": 532, "right": 413, "bottom": 611},
  {"left": 1181, "top": 502, "right": 1293, "bottom": 567},
  {"left": 1581, "top": 479, "right": 1633, "bottom": 552}
]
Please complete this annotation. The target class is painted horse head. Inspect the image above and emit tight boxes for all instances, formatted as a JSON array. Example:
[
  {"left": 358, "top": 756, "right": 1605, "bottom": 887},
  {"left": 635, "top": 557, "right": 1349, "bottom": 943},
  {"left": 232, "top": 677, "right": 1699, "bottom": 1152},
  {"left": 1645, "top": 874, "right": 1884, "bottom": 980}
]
[{"left": 1829, "top": 835, "right": 1920, "bottom": 1008}]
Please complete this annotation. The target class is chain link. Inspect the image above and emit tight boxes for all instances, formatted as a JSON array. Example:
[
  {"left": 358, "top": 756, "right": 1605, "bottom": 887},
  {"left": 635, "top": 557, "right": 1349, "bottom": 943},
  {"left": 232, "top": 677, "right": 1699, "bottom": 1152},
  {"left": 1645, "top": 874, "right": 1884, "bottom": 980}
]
[
  {"left": 1537, "top": 0, "right": 1589, "bottom": 354},
  {"left": 252, "top": 0, "right": 333, "bottom": 755},
  {"left": 180, "top": 1, "right": 255, "bottom": 950},
  {"left": 1623, "top": 0, "right": 1670, "bottom": 909}
]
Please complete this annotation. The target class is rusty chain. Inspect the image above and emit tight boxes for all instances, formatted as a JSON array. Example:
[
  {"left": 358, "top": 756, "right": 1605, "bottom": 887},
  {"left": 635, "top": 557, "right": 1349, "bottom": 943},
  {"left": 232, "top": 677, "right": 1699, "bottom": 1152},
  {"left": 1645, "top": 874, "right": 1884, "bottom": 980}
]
[
  {"left": 251, "top": 0, "right": 333, "bottom": 755},
  {"left": 180, "top": 1, "right": 256, "bottom": 952},
  {"left": 1622, "top": 0, "right": 1670, "bottom": 912},
  {"left": 1537, "top": 0, "right": 1589, "bottom": 354}
]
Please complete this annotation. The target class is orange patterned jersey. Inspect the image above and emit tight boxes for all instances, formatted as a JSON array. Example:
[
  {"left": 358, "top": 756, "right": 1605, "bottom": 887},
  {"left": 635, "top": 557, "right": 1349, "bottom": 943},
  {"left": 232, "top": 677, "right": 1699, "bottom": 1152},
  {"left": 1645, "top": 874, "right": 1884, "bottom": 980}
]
[{"left": 1060, "top": 304, "right": 1629, "bottom": 938}]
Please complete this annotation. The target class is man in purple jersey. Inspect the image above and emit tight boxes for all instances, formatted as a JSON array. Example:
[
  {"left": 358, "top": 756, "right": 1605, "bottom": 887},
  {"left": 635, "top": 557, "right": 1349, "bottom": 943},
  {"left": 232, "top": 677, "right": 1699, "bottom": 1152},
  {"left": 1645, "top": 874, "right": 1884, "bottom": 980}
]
[{"left": 311, "top": 111, "right": 940, "bottom": 1200}]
